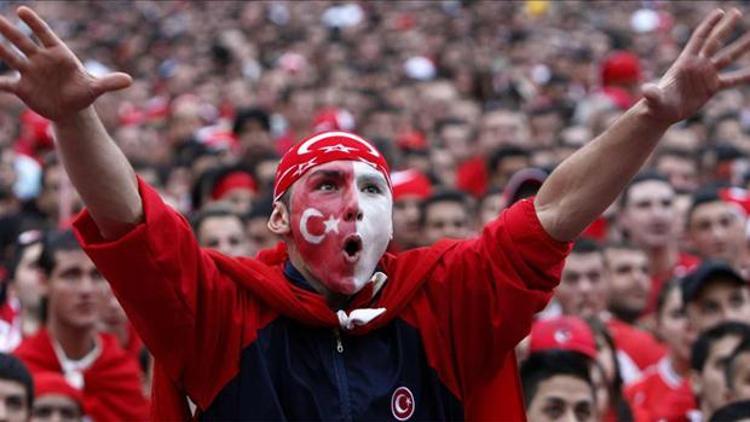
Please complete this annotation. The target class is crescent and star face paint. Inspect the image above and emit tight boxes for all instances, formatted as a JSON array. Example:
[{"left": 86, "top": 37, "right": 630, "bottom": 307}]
[{"left": 289, "top": 160, "right": 393, "bottom": 295}]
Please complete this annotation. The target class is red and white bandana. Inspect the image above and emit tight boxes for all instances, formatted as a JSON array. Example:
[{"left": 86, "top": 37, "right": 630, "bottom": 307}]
[{"left": 273, "top": 131, "right": 391, "bottom": 201}]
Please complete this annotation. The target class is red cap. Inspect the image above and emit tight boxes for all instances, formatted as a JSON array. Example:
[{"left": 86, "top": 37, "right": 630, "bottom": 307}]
[
  {"left": 211, "top": 171, "right": 257, "bottom": 200},
  {"left": 313, "top": 107, "right": 355, "bottom": 133},
  {"left": 34, "top": 372, "right": 84, "bottom": 408},
  {"left": 273, "top": 131, "right": 391, "bottom": 202},
  {"left": 391, "top": 169, "right": 432, "bottom": 200},
  {"left": 529, "top": 316, "right": 598, "bottom": 359},
  {"left": 720, "top": 187, "right": 750, "bottom": 215},
  {"left": 601, "top": 51, "right": 642, "bottom": 87}
]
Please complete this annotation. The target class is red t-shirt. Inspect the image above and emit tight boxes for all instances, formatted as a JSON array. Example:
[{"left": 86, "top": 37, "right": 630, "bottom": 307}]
[
  {"left": 606, "top": 317, "right": 666, "bottom": 383},
  {"left": 456, "top": 156, "right": 488, "bottom": 198},
  {"left": 626, "top": 357, "right": 697, "bottom": 422},
  {"left": 647, "top": 253, "right": 700, "bottom": 314}
]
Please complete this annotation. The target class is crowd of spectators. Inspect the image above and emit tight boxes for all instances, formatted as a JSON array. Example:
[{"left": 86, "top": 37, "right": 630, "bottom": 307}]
[{"left": 1, "top": 1, "right": 750, "bottom": 420}]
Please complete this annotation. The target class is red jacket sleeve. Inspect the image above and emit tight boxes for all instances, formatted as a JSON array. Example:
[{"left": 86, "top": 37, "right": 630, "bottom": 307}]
[
  {"left": 72, "top": 178, "right": 254, "bottom": 408},
  {"left": 418, "top": 198, "right": 571, "bottom": 397}
]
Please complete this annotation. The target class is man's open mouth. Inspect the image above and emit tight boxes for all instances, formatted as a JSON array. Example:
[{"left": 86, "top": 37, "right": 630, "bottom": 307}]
[{"left": 343, "top": 234, "right": 363, "bottom": 262}]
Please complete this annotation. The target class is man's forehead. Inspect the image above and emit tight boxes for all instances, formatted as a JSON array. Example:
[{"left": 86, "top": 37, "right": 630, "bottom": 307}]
[
  {"left": 629, "top": 180, "right": 674, "bottom": 200},
  {"left": 300, "top": 160, "right": 387, "bottom": 183}
]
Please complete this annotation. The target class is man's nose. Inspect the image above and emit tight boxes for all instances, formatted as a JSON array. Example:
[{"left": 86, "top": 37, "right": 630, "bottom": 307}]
[{"left": 343, "top": 197, "right": 363, "bottom": 222}]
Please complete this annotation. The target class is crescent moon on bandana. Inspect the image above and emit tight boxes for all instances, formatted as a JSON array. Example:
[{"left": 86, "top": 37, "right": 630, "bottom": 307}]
[
  {"left": 395, "top": 397, "right": 408, "bottom": 414},
  {"left": 299, "top": 208, "right": 325, "bottom": 244},
  {"left": 296, "top": 131, "right": 380, "bottom": 157}
]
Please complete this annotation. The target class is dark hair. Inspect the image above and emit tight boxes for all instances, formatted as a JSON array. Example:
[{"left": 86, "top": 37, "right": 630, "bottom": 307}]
[
  {"left": 725, "top": 336, "right": 750, "bottom": 393},
  {"left": 190, "top": 206, "right": 244, "bottom": 234},
  {"left": 709, "top": 399, "right": 750, "bottom": 422},
  {"left": 686, "top": 187, "right": 724, "bottom": 227},
  {"left": 586, "top": 317, "right": 633, "bottom": 421},
  {"left": 232, "top": 108, "right": 270, "bottom": 135},
  {"left": 246, "top": 194, "right": 275, "bottom": 221},
  {"left": 488, "top": 146, "right": 530, "bottom": 173},
  {"left": 571, "top": 238, "right": 602, "bottom": 255},
  {"left": 521, "top": 350, "right": 594, "bottom": 408},
  {"left": 419, "top": 189, "right": 472, "bottom": 227},
  {"left": 37, "top": 230, "right": 82, "bottom": 277},
  {"left": 655, "top": 278, "right": 682, "bottom": 321},
  {"left": 0, "top": 353, "right": 33, "bottom": 409},
  {"left": 619, "top": 170, "right": 672, "bottom": 209},
  {"left": 691, "top": 321, "right": 750, "bottom": 372}
]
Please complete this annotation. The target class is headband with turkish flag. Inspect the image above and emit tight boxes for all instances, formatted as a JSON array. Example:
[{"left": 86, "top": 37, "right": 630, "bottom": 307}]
[{"left": 273, "top": 131, "right": 391, "bottom": 201}]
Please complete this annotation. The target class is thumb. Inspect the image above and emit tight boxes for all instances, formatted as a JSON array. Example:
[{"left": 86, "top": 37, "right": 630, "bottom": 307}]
[
  {"left": 641, "top": 83, "right": 663, "bottom": 108},
  {"left": 91, "top": 72, "right": 133, "bottom": 97}
]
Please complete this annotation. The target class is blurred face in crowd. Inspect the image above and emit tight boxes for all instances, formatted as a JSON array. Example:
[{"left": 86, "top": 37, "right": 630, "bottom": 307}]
[
  {"left": 558, "top": 252, "right": 607, "bottom": 319},
  {"left": 246, "top": 216, "right": 278, "bottom": 256},
  {"left": 479, "top": 192, "right": 506, "bottom": 227},
  {"left": 687, "top": 279, "right": 750, "bottom": 334},
  {"left": 393, "top": 196, "right": 423, "bottom": 250},
  {"left": 604, "top": 247, "right": 650, "bottom": 321},
  {"left": 479, "top": 110, "right": 529, "bottom": 152},
  {"left": 440, "top": 122, "right": 474, "bottom": 163},
  {"left": 491, "top": 154, "right": 531, "bottom": 189},
  {"left": 728, "top": 350, "right": 750, "bottom": 402},
  {"left": 692, "top": 334, "right": 743, "bottom": 416},
  {"left": 197, "top": 214, "right": 251, "bottom": 257},
  {"left": 45, "top": 250, "right": 106, "bottom": 331},
  {"left": 526, "top": 375, "right": 596, "bottom": 422},
  {"left": 12, "top": 240, "right": 44, "bottom": 310},
  {"left": 0, "top": 379, "right": 28, "bottom": 422},
  {"left": 688, "top": 201, "right": 746, "bottom": 265},
  {"left": 97, "top": 280, "right": 128, "bottom": 333},
  {"left": 272, "top": 161, "right": 393, "bottom": 296},
  {"left": 655, "top": 154, "right": 698, "bottom": 192},
  {"left": 657, "top": 286, "right": 691, "bottom": 362},
  {"left": 31, "top": 394, "right": 82, "bottom": 422},
  {"left": 422, "top": 200, "right": 474, "bottom": 244},
  {"left": 237, "top": 119, "right": 273, "bottom": 156},
  {"left": 620, "top": 180, "right": 677, "bottom": 249}
]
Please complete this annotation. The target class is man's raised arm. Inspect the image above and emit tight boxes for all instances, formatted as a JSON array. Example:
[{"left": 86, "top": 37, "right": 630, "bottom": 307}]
[
  {"left": 0, "top": 6, "right": 139, "bottom": 239},
  {"left": 536, "top": 9, "right": 750, "bottom": 242}
]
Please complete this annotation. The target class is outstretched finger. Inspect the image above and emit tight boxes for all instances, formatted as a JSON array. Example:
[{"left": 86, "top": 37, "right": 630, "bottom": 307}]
[
  {"left": 91, "top": 72, "right": 133, "bottom": 97},
  {"left": 685, "top": 9, "right": 725, "bottom": 56},
  {"left": 702, "top": 8, "right": 742, "bottom": 57},
  {"left": 719, "top": 67, "right": 750, "bottom": 89},
  {"left": 713, "top": 31, "right": 750, "bottom": 69},
  {"left": 0, "top": 42, "right": 27, "bottom": 71},
  {"left": 0, "top": 15, "right": 38, "bottom": 56},
  {"left": 16, "top": 6, "right": 61, "bottom": 48},
  {"left": 0, "top": 74, "right": 19, "bottom": 93}
]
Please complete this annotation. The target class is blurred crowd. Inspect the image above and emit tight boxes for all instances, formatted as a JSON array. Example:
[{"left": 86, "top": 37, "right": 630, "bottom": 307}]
[{"left": 1, "top": 0, "right": 750, "bottom": 420}]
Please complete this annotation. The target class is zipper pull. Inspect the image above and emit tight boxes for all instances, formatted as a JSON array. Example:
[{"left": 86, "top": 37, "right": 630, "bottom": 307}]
[{"left": 334, "top": 329, "right": 344, "bottom": 353}]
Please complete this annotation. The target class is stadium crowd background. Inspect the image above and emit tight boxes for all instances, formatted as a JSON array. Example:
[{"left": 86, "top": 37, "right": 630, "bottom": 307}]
[{"left": 1, "top": 1, "right": 750, "bottom": 421}]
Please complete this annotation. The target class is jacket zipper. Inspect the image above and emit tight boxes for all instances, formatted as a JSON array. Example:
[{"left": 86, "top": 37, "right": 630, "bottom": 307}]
[{"left": 332, "top": 329, "right": 352, "bottom": 421}]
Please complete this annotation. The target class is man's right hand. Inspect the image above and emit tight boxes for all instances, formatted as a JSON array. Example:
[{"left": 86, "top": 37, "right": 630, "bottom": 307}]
[{"left": 0, "top": 6, "right": 132, "bottom": 122}]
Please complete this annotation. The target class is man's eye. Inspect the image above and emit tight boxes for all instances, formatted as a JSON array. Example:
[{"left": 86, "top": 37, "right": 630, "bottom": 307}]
[
  {"left": 362, "top": 184, "right": 381, "bottom": 194},
  {"left": 318, "top": 182, "right": 336, "bottom": 191}
]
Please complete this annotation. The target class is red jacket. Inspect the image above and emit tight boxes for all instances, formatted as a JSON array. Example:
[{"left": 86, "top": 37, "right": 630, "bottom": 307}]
[{"left": 73, "top": 179, "right": 571, "bottom": 420}]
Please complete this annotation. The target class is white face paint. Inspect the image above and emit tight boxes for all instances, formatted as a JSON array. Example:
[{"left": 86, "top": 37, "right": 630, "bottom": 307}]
[{"left": 289, "top": 160, "right": 393, "bottom": 295}]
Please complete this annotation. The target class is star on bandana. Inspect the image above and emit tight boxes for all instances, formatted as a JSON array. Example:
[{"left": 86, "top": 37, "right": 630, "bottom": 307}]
[
  {"left": 323, "top": 215, "right": 340, "bottom": 234},
  {"left": 295, "top": 158, "right": 318, "bottom": 176},
  {"left": 320, "top": 143, "right": 358, "bottom": 154}
]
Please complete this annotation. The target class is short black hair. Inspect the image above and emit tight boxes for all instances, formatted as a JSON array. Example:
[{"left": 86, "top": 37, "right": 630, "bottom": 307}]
[
  {"left": 37, "top": 230, "right": 82, "bottom": 277},
  {"left": 190, "top": 206, "right": 244, "bottom": 234},
  {"left": 0, "top": 353, "right": 33, "bottom": 409},
  {"left": 419, "top": 189, "right": 472, "bottom": 227},
  {"left": 619, "top": 170, "right": 672, "bottom": 209},
  {"left": 571, "top": 238, "right": 602, "bottom": 255},
  {"left": 725, "top": 336, "right": 750, "bottom": 393},
  {"left": 709, "top": 399, "right": 750, "bottom": 422},
  {"left": 488, "top": 146, "right": 530, "bottom": 173},
  {"left": 686, "top": 187, "right": 724, "bottom": 227},
  {"left": 232, "top": 108, "right": 270, "bottom": 135},
  {"left": 521, "top": 350, "right": 594, "bottom": 409},
  {"left": 691, "top": 321, "right": 750, "bottom": 372}
]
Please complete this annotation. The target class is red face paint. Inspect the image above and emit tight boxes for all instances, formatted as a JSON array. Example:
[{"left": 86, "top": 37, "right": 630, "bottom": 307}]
[{"left": 289, "top": 160, "right": 392, "bottom": 295}]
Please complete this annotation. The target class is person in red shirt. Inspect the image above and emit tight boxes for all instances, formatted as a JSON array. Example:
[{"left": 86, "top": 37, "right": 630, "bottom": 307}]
[
  {"left": 13, "top": 230, "right": 148, "bottom": 421},
  {"left": 618, "top": 171, "right": 700, "bottom": 314},
  {"left": 2, "top": 5, "right": 750, "bottom": 420},
  {"left": 686, "top": 188, "right": 747, "bottom": 271},
  {"left": 626, "top": 279, "right": 697, "bottom": 421}
]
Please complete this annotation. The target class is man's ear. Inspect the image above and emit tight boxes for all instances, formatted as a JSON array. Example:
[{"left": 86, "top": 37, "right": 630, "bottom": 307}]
[{"left": 268, "top": 201, "right": 292, "bottom": 235}]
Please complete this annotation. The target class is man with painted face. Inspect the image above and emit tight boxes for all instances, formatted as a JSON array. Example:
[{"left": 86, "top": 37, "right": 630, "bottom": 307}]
[{"left": 2, "top": 5, "right": 750, "bottom": 421}]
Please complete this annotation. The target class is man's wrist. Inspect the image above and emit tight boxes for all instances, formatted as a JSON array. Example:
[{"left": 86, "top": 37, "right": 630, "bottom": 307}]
[{"left": 629, "top": 99, "right": 675, "bottom": 132}]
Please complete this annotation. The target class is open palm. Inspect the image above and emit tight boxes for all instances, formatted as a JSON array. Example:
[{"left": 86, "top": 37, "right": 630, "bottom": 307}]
[
  {"left": 643, "top": 8, "right": 750, "bottom": 124},
  {"left": 0, "top": 6, "right": 131, "bottom": 122}
]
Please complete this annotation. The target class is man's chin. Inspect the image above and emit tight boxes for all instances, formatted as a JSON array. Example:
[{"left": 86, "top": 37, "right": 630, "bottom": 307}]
[{"left": 323, "top": 277, "right": 365, "bottom": 297}]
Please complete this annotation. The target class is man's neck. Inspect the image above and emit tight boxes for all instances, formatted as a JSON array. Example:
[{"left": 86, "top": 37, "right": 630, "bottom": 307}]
[
  {"left": 668, "top": 351, "right": 690, "bottom": 377},
  {"left": 47, "top": 318, "right": 96, "bottom": 360},
  {"left": 20, "top": 305, "right": 41, "bottom": 337},
  {"left": 646, "top": 243, "right": 678, "bottom": 276},
  {"left": 286, "top": 254, "right": 350, "bottom": 308}
]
